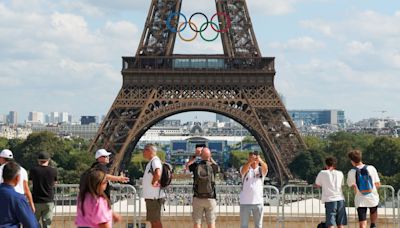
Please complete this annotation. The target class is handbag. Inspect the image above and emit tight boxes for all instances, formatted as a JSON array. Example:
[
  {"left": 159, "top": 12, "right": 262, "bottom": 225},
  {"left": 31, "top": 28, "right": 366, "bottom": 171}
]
[{"left": 317, "top": 222, "right": 326, "bottom": 228}]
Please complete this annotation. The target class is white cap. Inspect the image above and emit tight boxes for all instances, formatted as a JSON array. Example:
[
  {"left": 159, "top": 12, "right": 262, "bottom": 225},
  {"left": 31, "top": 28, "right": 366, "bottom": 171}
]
[
  {"left": 95, "top": 149, "right": 111, "bottom": 159},
  {"left": 0, "top": 149, "right": 13, "bottom": 159}
]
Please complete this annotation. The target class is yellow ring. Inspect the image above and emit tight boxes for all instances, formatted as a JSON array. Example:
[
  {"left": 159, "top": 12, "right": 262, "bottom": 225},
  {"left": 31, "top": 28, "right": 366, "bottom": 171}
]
[{"left": 177, "top": 21, "right": 198, "bottom": 42}]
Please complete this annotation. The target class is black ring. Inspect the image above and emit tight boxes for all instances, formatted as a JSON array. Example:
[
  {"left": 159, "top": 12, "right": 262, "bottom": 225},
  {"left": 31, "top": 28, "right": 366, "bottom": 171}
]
[{"left": 189, "top": 12, "right": 209, "bottom": 33}]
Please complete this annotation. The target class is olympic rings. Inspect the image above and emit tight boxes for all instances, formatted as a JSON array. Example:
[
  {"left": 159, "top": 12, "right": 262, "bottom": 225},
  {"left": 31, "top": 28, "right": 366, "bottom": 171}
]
[
  {"left": 166, "top": 12, "right": 187, "bottom": 33},
  {"left": 199, "top": 22, "right": 219, "bottom": 42},
  {"left": 189, "top": 12, "right": 208, "bottom": 33},
  {"left": 165, "top": 12, "right": 231, "bottom": 42},
  {"left": 178, "top": 21, "right": 198, "bottom": 42},
  {"left": 210, "top": 12, "right": 231, "bottom": 33}
]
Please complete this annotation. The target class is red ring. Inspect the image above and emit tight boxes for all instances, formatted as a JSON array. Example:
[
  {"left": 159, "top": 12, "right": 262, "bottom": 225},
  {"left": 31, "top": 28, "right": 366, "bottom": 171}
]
[{"left": 210, "top": 12, "right": 231, "bottom": 33}]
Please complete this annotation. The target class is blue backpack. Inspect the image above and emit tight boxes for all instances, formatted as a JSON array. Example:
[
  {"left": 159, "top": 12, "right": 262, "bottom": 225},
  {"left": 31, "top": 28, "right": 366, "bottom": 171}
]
[{"left": 354, "top": 165, "right": 373, "bottom": 195}]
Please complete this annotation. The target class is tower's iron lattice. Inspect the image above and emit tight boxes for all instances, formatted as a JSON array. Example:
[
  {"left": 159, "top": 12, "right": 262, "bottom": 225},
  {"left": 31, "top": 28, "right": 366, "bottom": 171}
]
[{"left": 89, "top": 0, "right": 306, "bottom": 184}]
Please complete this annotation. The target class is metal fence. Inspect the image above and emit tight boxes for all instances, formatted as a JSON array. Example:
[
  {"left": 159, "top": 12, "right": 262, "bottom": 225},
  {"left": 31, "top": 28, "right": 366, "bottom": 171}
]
[
  {"left": 53, "top": 184, "right": 140, "bottom": 228},
  {"left": 52, "top": 184, "right": 400, "bottom": 227},
  {"left": 280, "top": 185, "right": 397, "bottom": 228}
]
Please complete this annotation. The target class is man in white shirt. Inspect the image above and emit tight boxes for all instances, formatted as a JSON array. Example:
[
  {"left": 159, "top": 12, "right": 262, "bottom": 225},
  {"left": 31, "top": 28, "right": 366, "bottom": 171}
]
[
  {"left": 142, "top": 144, "right": 165, "bottom": 228},
  {"left": 347, "top": 149, "right": 380, "bottom": 228},
  {"left": 0, "top": 149, "right": 35, "bottom": 212},
  {"left": 315, "top": 157, "right": 347, "bottom": 228},
  {"left": 239, "top": 151, "right": 268, "bottom": 228}
]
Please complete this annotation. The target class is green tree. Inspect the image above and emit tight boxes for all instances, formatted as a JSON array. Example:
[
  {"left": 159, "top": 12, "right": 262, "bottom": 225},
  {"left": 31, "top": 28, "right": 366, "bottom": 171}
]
[
  {"left": 325, "top": 132, "right": 374, "bottom": 172},
  {"left": 303, "top": 136, "right": 326, "bottom": 151},
  {"left": 364, "top": 137, "right": 400, "bottom": 176},
  {"left": 230, "top": 150, "right": 249, "bottom": 169},
  {"left": 289, "top": 149, "right": 326, "bottom": 184},
  {"left": 0, "top": 137, "right": 8, "bottom": 149}
]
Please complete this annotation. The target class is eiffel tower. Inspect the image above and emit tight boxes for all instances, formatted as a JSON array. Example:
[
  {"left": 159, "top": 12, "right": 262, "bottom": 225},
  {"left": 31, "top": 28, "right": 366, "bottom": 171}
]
[{"left": 89, "top": 0, "right": 306, "bottom": 184}]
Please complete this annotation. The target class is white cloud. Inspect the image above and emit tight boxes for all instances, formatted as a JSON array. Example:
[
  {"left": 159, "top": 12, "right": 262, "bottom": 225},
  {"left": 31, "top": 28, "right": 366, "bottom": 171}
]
[
  {"left": 300, "top": 20, "right": 333, "bottom": 36},
  {"left": 248, "top": 0, "right": 298, "bottom": 16},
  {"left": 346, "top": 41, "right": 374, "bottom": 55},
  {"left": 269, "top": 36, "right": 325, "bottom": 51},
  {"left": 0, "top": 1, "right": 141, "bottom": 117}
]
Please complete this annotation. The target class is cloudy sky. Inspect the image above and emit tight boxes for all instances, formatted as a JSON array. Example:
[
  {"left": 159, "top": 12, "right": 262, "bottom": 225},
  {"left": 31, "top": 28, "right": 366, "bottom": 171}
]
[{"left": 0, "top": 0, "right": 399, "bottom": 123}]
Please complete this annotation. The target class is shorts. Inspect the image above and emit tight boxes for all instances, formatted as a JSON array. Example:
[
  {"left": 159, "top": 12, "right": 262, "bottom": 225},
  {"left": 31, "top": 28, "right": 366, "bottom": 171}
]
[
  {"left": 357, "top": 206, "right": 378, "bottom": 221},
  {"left": 145, "top": 198, "right": 165, "bottom": 222},
  {"left": 325, "top": 200, "right": 347, "bottom": 226},
  {"left": 192, "top": 197, "right": 217, "bottom": 225}
]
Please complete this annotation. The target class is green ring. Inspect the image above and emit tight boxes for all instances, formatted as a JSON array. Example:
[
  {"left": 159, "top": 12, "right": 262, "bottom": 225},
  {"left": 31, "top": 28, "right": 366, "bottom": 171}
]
[{"left": 199, "top": 21, "right": 219, "bottom": 42}]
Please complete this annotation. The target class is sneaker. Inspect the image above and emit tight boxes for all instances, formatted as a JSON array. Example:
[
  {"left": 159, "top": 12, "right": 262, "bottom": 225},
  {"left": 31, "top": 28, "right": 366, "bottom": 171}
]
[{"left": 370, "top": 224, "right": 377, "bottom": 228}]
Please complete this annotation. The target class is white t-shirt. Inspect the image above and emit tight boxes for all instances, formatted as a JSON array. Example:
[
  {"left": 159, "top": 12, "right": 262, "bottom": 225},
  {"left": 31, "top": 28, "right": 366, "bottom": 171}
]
[
  {"left": 315, "top": 169, "right": 345, "bottom": 203},
  {"left": 347, "top": 164, "right": 380, "bottom": 207},
  {"left": 0, "top": 163, "right": 28, "bottom": 194},
  {"left": 239, "top": 166, "right": 267, "bottom": 205},
  {"left": 142, "top": 156, "right": 165, "bottom": 199}
]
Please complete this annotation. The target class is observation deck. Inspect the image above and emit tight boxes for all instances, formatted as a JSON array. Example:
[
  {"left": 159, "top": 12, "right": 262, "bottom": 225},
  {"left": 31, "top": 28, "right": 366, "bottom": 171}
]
[{"left": 121, "top": 55, "right": 276, "bottom": 86}]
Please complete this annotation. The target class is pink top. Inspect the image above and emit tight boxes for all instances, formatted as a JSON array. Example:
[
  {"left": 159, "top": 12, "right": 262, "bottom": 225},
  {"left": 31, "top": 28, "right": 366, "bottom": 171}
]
[{"left": 75, "top": 193, "right": 112, "bottom": 228}]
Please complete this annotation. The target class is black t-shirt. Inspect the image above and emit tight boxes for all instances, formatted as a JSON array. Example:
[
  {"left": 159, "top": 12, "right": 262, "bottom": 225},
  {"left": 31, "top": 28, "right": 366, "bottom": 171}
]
[
  {"left": 29, "top": 165, "right": 57, "bottom": 203},
  {"left": 189, "top": 160, "right": 219, "bottom": 199},
  {"left": 90, "top": 162, "right": 111, "bottom": 199}
]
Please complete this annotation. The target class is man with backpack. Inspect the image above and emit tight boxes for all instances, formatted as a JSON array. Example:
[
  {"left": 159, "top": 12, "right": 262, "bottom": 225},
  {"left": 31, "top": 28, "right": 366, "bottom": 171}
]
[
  {"left": 315, "top": 157, "right": 347, "bottom": 228},
  {"left": 239, "top": 151, "right": 268, "bottom": 228},
  {"left": 188, "top": 147, "right": 219, "bottom": 228},
  {"left": 347, "top": 149, "right": 381, "bottom": 228},
  {"left": 142, "top": 144, "right": 166, "bottom": 228}
]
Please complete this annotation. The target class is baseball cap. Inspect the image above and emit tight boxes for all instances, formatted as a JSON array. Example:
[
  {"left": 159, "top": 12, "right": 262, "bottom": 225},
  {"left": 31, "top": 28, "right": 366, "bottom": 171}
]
[
  {"left": 95, "top": 149, "right": 111, "bottom": 159},
  {"left": 0, "top": 149, "right": 13, "bottom": 159},
  {"left": 38, "top": 151, "right": 50, "bottom": 160}
]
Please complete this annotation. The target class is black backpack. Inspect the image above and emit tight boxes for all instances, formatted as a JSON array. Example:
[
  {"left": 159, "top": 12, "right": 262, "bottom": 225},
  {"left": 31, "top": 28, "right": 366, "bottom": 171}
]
[
  {"left": 149, "top": 158, "right": 173, "bottom": 188},
  {"left": 194, "top": 161, "right": 215, "bottom": 198}
]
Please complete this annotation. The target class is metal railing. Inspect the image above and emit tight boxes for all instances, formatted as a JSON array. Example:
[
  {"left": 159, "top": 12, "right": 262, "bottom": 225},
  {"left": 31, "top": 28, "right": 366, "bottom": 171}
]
[
  {"left": 52, "top": 184, "right": 400, "bottom": 227},
  {"left": 122, "top": 56, "right": 275, "bottom": 72},
  {"left": 53, "top": 184, "right": 140, "bottom": 228}
]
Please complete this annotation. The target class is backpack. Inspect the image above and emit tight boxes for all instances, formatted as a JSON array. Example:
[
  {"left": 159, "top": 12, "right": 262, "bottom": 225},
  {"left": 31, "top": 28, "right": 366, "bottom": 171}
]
[
  {"left": 354, "top": 165, "right": 373, "bottom": 195},
  {"left": 194, "top": 161, "right": 215, "bottom": 198},
  {"left": 149, "top": 158, "right": 173, "bottom": 188}
]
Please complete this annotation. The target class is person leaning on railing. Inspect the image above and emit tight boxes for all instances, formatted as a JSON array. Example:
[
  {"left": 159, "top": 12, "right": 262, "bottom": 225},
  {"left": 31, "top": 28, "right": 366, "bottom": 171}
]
[{"left": 90, "top": 149, "right": 130, "bottom": 199}]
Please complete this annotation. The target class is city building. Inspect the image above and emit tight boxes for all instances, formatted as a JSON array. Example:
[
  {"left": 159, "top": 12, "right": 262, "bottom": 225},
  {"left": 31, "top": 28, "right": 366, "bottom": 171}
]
[
  {"left": 50, "top": 112, "right": 59, "bottom": 124},
  {"left": 169, "top": 137, "right": 228, "bottom": 167},
  {"left": 7, "top": 111, "right": 18, "bottom": 125},
  {"left": 28, "top": 111, "right": 44, "bottom": 124},
  {"left": 31, "top": 123, "right": 99, "bottom": 140},
  {"left": 216, "top": 114, "right": 231, "bottom": 123},
  {"left": 59, "top": 112, "right": 69, "bottom": 123},
  {"left": 81, "top": 116, "right": 97, "bottom": 125},
  {"left": 288, "top": 109, "right": 346, "bottom": 128},
  {"left": 0, "top": 125, "right": 31, "bottom": 139},
  {"left": 0, "top": 114, "right": 7, "bottom": 124}
]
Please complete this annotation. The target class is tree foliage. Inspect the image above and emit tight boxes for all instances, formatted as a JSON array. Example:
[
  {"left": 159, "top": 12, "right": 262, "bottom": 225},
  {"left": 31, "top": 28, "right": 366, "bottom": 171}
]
[
  {"left": 229, "top": 150, "right": 249, "bottom": 169},
  {"left": 289, "top": 149, "right": 326, "bottom": 184}
]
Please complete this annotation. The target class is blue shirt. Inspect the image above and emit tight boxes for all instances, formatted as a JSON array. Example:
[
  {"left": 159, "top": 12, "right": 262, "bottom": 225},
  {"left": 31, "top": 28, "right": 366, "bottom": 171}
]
[{"left": 0, "top": 183, "right": 39, "bottom": 228}]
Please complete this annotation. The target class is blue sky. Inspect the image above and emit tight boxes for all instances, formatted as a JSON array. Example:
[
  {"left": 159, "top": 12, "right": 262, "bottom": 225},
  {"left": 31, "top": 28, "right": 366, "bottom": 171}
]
[{"left": 0, "top": 0, "right": 399, "bottom": 123}]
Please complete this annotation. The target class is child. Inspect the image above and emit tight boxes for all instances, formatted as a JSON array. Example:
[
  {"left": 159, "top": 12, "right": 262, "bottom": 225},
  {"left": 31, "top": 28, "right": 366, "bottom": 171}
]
[{"left": 75, "top": 169, "right": 121, "bottom": 228}]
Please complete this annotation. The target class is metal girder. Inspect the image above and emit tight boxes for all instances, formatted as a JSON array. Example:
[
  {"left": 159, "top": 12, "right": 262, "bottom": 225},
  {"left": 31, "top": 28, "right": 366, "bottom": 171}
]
[
  {"left": 136, "top": 0, "right": 182, "bottom": 56},
  {"left": 90, "top": 82, "right": 306, "bottom": 184},
  {"left": 216, "top": 0, "right": 261, "bottom": 58},
  {"left": 89, "top": 0, "right": 307, "bottom": 184}
]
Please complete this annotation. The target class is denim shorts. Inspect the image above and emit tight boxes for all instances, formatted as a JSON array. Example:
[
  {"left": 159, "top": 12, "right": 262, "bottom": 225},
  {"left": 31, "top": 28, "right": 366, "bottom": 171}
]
[{"left": 325, "top": 200, "right": 347, "bottom": 226}]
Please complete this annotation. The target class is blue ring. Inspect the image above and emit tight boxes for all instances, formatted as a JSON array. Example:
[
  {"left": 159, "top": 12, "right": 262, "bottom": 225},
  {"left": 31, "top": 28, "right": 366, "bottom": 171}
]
[{"left": 166, "top": 12, "right": 187, "bottom": 33}]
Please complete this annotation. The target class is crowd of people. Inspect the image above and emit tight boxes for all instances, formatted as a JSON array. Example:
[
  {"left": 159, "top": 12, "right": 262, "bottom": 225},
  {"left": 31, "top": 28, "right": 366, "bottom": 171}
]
[{"left": 0, "top": 145, "right": 381, "bottom": 228}]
